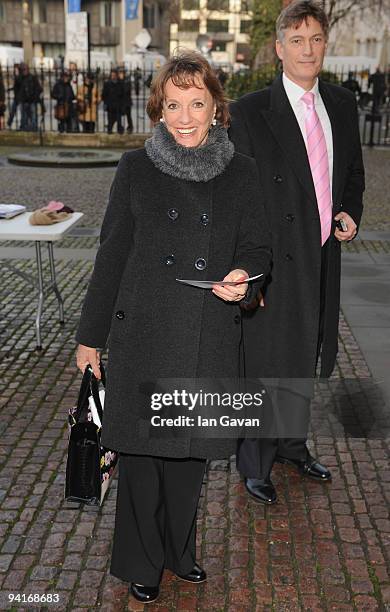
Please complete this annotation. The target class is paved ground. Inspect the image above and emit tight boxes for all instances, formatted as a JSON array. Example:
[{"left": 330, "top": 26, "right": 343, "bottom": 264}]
[
  {"left": 0, "top": 146, "right": 389, "bottom": 611},
  {"left": 0, "top": 146, "right": 389, "bottom": 231}
]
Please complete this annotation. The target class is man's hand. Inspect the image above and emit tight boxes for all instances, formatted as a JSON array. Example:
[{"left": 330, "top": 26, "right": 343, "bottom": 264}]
[
  {"left": 334, "top": 211, "right": 357, "bottom": 242},
  {"left": 212, "top": 269, "right": 249, "bottom": 302},
  {"left": 76, "top": 344, "right": 101, "bottom": 380}
]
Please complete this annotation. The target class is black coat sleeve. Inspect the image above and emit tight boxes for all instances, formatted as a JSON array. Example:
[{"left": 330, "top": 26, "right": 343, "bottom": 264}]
[
  {"left": 233, "top": 157, "right": 272, "bottom": 297},
  {"left": 75, "top": 154, "right": 134, "bottom": 348},
  {"left": 228, "top": 101, "right": 254, "bottom": 158},
  {"left": 341, "top": 97, "right": 365, "bottom": 230}
]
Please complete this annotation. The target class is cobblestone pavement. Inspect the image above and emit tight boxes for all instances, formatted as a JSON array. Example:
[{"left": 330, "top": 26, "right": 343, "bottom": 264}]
[
  {"left": 0, "top": 146, "right": 389, "bottom": 611},
  {"left": 0, "top": 146, "right": 389, "bottom": 231}
]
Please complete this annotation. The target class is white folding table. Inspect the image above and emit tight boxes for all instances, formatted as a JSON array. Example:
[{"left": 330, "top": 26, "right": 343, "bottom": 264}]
[{"left": 0, "top": 211, "right": 84, "bottom": 349}]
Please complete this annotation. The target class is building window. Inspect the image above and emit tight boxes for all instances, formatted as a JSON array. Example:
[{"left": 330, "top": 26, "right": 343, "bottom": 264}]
[
  {"left": 240, "top": 19, "right": 251, "bottom": 34},
  {"left": 0, "top": 1, "right": 5, "bottom": 22},
  {"left": 178, "top": 19, "right": 200, "bottom": 31},
  {"left": 143, "top": 4, "right": 157, "bottom": 29},
  {"left": 240, "top": 0, "right": 252, "bottom": 12},
  {"left": 33, "top": 0, "right": 47, "bottom": 24},
  {"left": 208, "top": 0, "right": 230, "bottom": 10},
  {"left": 207, "top": 19, "right": 229, "bottom": 32},
  {"left": 212, "top": 41, "right": 227, "bottom": 51},
  {"left": 101, "top": 1, "right": 115, "bottom": 27},
  {"left": 182, "top": 0, "right": 200, "bottom": 8}
]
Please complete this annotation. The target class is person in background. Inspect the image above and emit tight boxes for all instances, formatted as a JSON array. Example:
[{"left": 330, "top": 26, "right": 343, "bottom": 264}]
[
  {"left": 51, "top": 71, "right": 75, "bottom": 133},
  {"left": 77, "top": 72, "right": 99, "bottom": 133},
  {"left": 6, "top": 64, "right": 22, "bottom": 128},
  {"left": 102, "top": 69, "right": 124, "bottom": 134},
  {"left": 342, "top": 71, "right": 361, "bottom": 101},
  {"left": 215, "top": 67, "right": 228, "bottom": 89},
  {"left": 0, "top": 72, "right": 5, "bottom": 130},
  {"left": 368, "top": 67, "right": 386, "bottom": 110},
  {"left": 118, "top": 67, "right": 133, "bottom": 134},
  {"left": 75, "top": 51, "right": 271, "bottom": 604},
  {"left": 69, "top": 61, "right": 81, "bottom": 132},
  {"left": 19, "top": 64, "right": 42, "bottom": 132},
  {"left": 229, "top": 0, "right": 365, "bottom": 505}
]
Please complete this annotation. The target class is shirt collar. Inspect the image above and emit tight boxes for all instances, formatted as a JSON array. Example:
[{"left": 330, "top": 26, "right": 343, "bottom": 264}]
[{"left": 282, "top": 73, "right": 319, "bottom": 106}]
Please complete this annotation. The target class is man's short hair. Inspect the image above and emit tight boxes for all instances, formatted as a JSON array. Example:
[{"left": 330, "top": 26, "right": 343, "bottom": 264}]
[{"left": 276, "top": 1, "right": 329, "bottom": 42}]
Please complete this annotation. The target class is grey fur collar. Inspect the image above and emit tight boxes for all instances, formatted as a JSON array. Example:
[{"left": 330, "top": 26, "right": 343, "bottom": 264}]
[{"left": 145, "top": 122, "right": 234, "bottom": 182}]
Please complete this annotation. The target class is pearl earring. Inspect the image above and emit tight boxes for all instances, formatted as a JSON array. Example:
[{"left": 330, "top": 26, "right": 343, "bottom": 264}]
[
  {"left": 211, "top": 116, "right": 217, "bottom": 126},
  {"left": 160, "top": 117, "right": 165, "bottom": 123}
]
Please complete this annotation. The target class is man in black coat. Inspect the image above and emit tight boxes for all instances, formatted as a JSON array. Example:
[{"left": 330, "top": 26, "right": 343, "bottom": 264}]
[
  {"left": 118, "top": 67, "right": 133, "bottom": 134},
  {"left": 19, "top": 64, "right": 42, "bottom": 132},
  {"left": 229, "top": 0, "right": 365, "bottom": 504},
  {"left": 102, "top": 69, "right": 124, "bottom": 134},
  {"left": 51, "top": 71, "right": 75, "bottom": 133}
]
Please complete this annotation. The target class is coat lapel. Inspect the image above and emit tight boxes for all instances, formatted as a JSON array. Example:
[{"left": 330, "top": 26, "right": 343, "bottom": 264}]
[
  {"left": 319, "top": 80, "right": 347, "bottom": 205},
  {"left": 260, "top": 75, "right": 317, "bottom": 205}
]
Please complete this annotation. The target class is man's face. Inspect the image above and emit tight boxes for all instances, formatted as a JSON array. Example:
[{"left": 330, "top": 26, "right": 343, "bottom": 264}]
[{"left": 276, "top": 17, "right": 327, "bottom": 89}]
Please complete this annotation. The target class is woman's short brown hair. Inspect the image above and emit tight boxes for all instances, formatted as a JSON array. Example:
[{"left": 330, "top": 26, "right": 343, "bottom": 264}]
[{"left": 146, "top": 50, "right": 230, "bottom": 127}]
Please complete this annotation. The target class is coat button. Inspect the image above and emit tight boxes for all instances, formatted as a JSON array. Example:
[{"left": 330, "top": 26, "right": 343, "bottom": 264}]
[
  {"left": 234, "top": 314, "right": 241, "bottom": 324},
  {"left": 164, "top": 254, "right": 176, "bottom": 266},
  {"left": 168, "top": 208, "right": 179, "bottom": 221},
  {"left": 285, "top": 213, "right": 295, "bottom": 223},
  {"left": 200, "top": 213, "right": 209, "bottom": 226},
  {"left": 194, "top": 257, "right": 207, "bottom": 271},
  {"left": 273, "top": 174, "right": 283, "bottom": 183},
  {"left": 115, "top": 310, "right": 125, "bottom": 320},
  {"left": 285, "top": 253, "right": 293, "bottom": 261}
]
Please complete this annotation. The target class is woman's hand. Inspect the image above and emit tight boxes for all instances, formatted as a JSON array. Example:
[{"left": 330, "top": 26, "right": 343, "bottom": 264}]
[
  {"left": 76, "top": 344, "right": 101, "bottom": 380},
  {"left": 212, "top": 269, "right": 249, "bottom": 302}
]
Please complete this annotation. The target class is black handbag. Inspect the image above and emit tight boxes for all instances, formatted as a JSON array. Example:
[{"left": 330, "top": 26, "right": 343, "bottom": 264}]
[{"left": 64, "top": 364, "right": 118, "bottom": 505}]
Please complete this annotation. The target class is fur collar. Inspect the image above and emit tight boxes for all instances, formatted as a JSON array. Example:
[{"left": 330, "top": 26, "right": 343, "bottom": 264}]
[{"left": 145, "top": 122, "right": 234, "bottom": 182}]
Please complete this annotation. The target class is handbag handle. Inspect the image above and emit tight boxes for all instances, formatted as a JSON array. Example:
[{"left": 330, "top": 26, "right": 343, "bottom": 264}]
[
  {"left": 89, "top": 367, "right": 105, "bottom": 426},
  {"left": 72, "top": 363, "right": 106, "bottom": 425}
]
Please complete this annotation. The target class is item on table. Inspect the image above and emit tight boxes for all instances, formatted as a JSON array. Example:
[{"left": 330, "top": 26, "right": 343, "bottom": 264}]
[
  {"left": 0, "top": 204, "right": 26, "bottom": 219},
  {"left": 29, "top": 201, "right": 74, "bottom": 226}
]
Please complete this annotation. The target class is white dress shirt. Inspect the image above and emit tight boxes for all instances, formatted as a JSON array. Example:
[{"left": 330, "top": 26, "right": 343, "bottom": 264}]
[{"left": 282, "top": 73, "right": 334, "bottom": 192}]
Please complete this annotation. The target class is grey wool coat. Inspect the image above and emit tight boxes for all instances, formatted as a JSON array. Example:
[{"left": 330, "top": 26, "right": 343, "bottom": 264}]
[{"left": 76, "top": 127, "right": 271, "bottom": 459}]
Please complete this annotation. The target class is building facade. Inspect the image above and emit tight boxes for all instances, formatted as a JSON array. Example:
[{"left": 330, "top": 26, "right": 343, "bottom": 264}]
[
  {"left": 169, "top": 0, "right": 252, "bottom": 66},
  {"left": 0, "top": 0, "right": 170, "bottom": 65},
  {"left": 325, "top": 4, "right": 389, "bottom": 72}
]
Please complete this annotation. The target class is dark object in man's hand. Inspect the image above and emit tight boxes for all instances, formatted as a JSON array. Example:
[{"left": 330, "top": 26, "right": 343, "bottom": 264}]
[
  {"left": 240, "top": 291, "right": 261, "bottom": 311},
  {"left": 335, "top": 218, "right": 348, "bottom": 232}
]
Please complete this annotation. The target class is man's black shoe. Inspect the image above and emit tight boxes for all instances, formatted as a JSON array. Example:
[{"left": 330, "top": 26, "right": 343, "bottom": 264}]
[
  {"left": 129, "top": 583, "right": 159, "bottom": 603},
  {"left": 244, "top": 477, "right": 277, "bottom": 504},
  {"left": 276, "top": 455, "right": 332, "bottom": 481},
  {"left": 176, "top": 563, "right": 207, "bottom": 583}
]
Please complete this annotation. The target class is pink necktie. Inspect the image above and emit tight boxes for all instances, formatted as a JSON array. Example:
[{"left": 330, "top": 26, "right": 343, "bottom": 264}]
[{"left": 302, "top": 92, "right": 332, "bottom": 245}]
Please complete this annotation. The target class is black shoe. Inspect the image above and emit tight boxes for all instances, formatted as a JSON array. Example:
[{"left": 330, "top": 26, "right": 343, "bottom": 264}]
[
  {"left": 176, "top": 563, "right": 207, "bottom": 583},
  {"left": 276, "top": 454, "right": 332, "bottom": 481},
  {"left": 129, "top": 583, "right": 159, "bottom": 603},
  {"left": 244, "top": 477, "right": 277, "bottom": 504}
]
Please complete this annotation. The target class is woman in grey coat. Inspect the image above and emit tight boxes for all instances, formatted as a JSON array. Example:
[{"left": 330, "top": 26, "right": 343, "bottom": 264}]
[{"left": 76, "top": 51, "right": 271, "bottom": 604}]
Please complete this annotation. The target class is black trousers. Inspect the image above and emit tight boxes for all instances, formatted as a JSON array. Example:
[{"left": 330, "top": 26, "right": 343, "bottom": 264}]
[
  {"left": 110, "top": 454, "right": 206, "bottom": 586},
  {"left": 237, "top": 241, "right": 329, "bottom": 479},
  {"left": 107, "top": 109, "right": 123, "bottom": 133}
]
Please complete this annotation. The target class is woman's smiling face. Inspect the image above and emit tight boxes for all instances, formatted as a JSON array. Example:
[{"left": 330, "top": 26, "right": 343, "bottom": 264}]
[{"left": 162, "top": 76, "right": 216, "bottom": 148}]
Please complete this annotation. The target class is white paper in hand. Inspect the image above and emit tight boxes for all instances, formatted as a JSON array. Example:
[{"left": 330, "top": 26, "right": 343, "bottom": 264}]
[{"left": 176, "top": 273, "right": 263, "bottom": 289}]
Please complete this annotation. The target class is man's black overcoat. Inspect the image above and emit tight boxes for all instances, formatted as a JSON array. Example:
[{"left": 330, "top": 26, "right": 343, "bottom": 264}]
[
  {"left": 229, "top": 75, "right": 365, "bottom": 379},
  {"left": 76, "top": 149, "right": 271, "bottom": 458}
]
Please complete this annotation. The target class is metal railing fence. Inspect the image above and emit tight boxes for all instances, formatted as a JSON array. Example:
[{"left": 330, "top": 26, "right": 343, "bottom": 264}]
[{"left": 0, "top": 64, "right": 389, "bottom": 145}]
